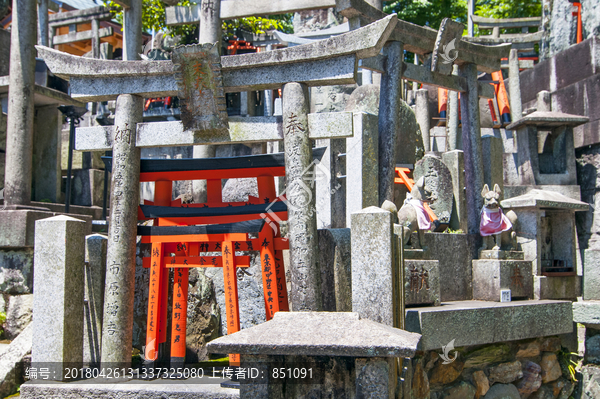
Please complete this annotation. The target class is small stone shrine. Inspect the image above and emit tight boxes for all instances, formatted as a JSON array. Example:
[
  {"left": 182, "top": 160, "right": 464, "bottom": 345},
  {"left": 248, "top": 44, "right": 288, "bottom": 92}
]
[{"left": 501, "top": 189, "right": 588, "bottom": 300}]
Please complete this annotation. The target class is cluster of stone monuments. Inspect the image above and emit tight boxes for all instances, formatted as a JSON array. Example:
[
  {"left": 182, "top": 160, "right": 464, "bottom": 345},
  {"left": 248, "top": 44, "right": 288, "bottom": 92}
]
[{"left": 1, "top": 0, "right": 600, "bottom": 398}]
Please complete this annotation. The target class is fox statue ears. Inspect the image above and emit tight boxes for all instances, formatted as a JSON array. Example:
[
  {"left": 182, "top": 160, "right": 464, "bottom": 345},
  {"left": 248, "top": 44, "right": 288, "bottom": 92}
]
[
  {"left": 416, "top": 176, "right": 425, "bottom": 189},
  {"left": 481, "top": 184, "right": 502, "bottom": 197}
]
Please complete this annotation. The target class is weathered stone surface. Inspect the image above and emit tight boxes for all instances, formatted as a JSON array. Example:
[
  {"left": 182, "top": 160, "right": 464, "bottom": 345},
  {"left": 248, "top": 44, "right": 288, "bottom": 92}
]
[
  {"left": 4, "top": 294, "right": 33, "bottom": 340},
  {"left": 464, "top": 344, "right": 512, "bottom": 368},
  {"left": 540, "top": 336, "right": 562, "bottom": 353},
  {"left": 0, "top": 249, "right": 33, "bottom": 294},
  {"left": 207, "top": 312, "right": 421, "bottom": 357},
  {"left": 32, "top": 216, "right": 86, "bottom": 380},
  {"left": 0, "top": 323, "right": 32, "bottom": 398},
  {"left": 441, "top": 151, "right": 468, "bottom": 233},
  {"left": 355, "top": 357, "right": 395, "bottom": 399},
  {"left": 411, "top": 361, "right": 430, "bottom": 399},
  {"left": 414, "top": 155, "right": 453, "bottom": 225},
  {"left": 283, "top": 81, "right": 321, "bottom": 312},
  {"left": 19, "top": 380, "right": 240, "bottom": 398},
  {"left": 71, "top": 169, "right": 104, "bottom": 207},
  {"left": 482, "top": 383, "right": 520, "bottom": 399},
  {"left": 0, "top": 210, "right": 55, "bottom": 248},
  {"left": 311, "top": 84, "right": 355, "bottom": 113},
  {"left": 351, "top": 207, "right": 395, "bottom": 326},
  {"left": 318, "top": 228, "right": 351, "bottom": 312},
  {"left": 345, "top": 84, "right": 379, "bottom": 115},
  {"left": 472, "top": 369, "right": 490, "bottom": 399},
  {"left": 488, "top": 361, "right": 523, "bottom": 384},
  {"left": 100, "top": 94, "right": 143, "bottom": 367},
  {"left": 584, "top": 249, "right": 600, "bottom": 300},
  {"left": 573, "top": 301, "right": 600, "bottom": 326},
  {"left": 444, "top": 381, "right": 476, "bottom": 399},
  {"left": 221, "top": 177, "right": 258, "bottom": 203},
  {"left": 406, "top": 300, "right": 573, "bottom": 351},
  {"left": 534, "top": 275, "right": 581, "bottom": 300},
  {"left": 32, "top": 106, "right": 62, "bottom": 203},
  {"left": 83, "top": 234, "right": 107, "bottom": 367},
  {"left": 378, "top": 41, "right": 404, "bottom": 205},
  {"left": 579, "top": 365, "right": 600, "bottom": 399},
  {"left": 415, "top": 89, "right": 430, "bottom": 152},
  {"left": 429, "top": 360, "right": 463, "bottom": 386},
  {"left": 405, "top": 260, "right": 440, "bottom": 306},
  {"left": 516, "top": 340, "right": 542, "bottom": 358},
  {"left": 529, "top": 384, "right": 555, "bottom": 399},
  {"left": 345, "top": 112, "right": 379, "bottom": 227},
  {"left": 472, "top": 260, "right": 533, "bottom": 301},
  {"left": 516, "top": 360, "right": 543, "bottom": 397}
]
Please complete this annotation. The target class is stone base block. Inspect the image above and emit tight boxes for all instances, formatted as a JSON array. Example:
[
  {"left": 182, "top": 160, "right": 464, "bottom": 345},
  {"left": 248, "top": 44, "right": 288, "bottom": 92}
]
[
  {"left": 573, "top": 301, "right": 600, "bottom": 326},
  {"left": 19, "top": 380, "right": 239, "bottom": 399},
  {"left": 71, "top": 169, "right": 105, "bottom": 207},
  {"left": 472, "top": 259, "right": 533, "bottom": 301},
  {"left": 405, "top": 260, "right": 440, "bottom": 307},
  {"left": 479, "top": 250, "right": 524, "bottom": 260},
  {"left": 534, "top": 275, "right": 581, "bottom": 300},
  {"left": 405, "top": 300, "right": 573, "bottom": 351},
  {"left": 0, "top": 210, "right": 93, "bottom": 248},
  {"left": 584, "top": 249, "right": 600, "bottom": 300}
]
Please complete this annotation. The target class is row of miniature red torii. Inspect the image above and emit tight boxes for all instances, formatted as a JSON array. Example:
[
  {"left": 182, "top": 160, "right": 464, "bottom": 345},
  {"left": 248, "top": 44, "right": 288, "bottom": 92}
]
[{"left": 131, "top": 157, "right": 294, "bottom": 365}]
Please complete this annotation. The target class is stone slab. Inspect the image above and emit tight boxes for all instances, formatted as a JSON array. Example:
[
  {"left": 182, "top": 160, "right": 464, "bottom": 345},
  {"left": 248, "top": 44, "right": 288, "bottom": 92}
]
[
  {"left": 479, "top": 250, "right": 525, "bottom": 260},
  {"left": 19, "top": 380, "right": 239, "bottom": 399},
  {"left": 405, "top": 300, "right": 573, "bottom": 350},
  {"left": 414, "top": 155, "right": 454, "bottom": 225},
  {"left": 501, "top": 189, "right": 589, "bottom": 211},
  {"left": 506, "top": 111, "right": 589, "bottom": 131},
  {"left": 0, "top": 323, "right": 32, "bottom": 398},
  {"left": 0, "top": 210, "right": 92, "bottom": 248},
  {"left": 207, "top": 312, "right": 421, "bottom": 358},
  {"left": 405, "top": 260, "right": 440, "bottom": 307},
  {"left": 75, "top": 112, "right": 356, "bottom": 151},
  {"left": 473, "top": 260, "right": 533, "bottom": 301},
  {"left": 573, "top": 301, "right": 600, "bottom": 326},
  {"left": 534, "top": 275, "right": 581, "bottom": 300},
  {"left": 318, "top": 228, "right": 351, "bottom": 312}
]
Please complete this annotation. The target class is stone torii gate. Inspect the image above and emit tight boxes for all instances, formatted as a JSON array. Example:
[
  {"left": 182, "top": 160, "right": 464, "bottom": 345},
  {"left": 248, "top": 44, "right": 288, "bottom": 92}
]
[{"left": 37, "top": 14, "right": 398, "bottom": 367}]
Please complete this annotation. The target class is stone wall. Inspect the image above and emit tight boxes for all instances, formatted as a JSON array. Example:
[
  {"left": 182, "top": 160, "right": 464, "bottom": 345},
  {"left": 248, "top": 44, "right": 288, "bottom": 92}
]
[
  {"left": 405, "top": 336, "right": 576, "bottom": 399},
  {"left": 0, "top": 28, "right": 9, "bottom": 76}
]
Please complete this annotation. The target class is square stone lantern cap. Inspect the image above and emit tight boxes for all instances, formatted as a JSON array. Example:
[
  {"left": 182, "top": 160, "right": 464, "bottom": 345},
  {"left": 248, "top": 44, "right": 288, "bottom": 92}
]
[
  {"left": 206, "top": 312, "right": 421, "bottom": 358},
  {"left": 506, "top": 111, "right": 589, "bottom": 131},
  {"left": 501, "top": 189, "right": 589, "bottom": 211}
]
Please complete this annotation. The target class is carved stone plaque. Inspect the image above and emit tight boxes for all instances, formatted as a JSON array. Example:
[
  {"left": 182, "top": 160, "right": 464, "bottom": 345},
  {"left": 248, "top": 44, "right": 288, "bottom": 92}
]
[{"left": 171, "top": 43, "right": 228, "bottom": 133}]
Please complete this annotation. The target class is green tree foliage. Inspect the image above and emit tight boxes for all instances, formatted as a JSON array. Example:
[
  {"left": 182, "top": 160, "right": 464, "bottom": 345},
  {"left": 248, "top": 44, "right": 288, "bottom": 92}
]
[
  {"left": 383, "top": 0, "right": 541, "bottom": 34},
  {"left": 103, "top": 0, "right": 292, "bottom": 45}
]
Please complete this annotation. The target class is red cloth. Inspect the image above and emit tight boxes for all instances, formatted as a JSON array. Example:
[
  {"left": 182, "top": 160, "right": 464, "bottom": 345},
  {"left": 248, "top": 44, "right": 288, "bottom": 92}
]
[{"left": 480, "top": 207, "right": 512, "bottom": 236}]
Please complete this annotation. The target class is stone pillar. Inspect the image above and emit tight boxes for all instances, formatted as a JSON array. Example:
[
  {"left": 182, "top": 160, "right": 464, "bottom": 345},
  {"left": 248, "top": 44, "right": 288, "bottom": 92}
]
[
  {"left": 283, "top": 82, "right": 322, "bottom": 311},
  {"left": 37, "top": 0, "right": 49, "bottom": 47},
  {"left": 442, "top": 150, "right": 468, "bottom": 233},
  {"left": 508, "top": 49, "right": 522, "bottom": 121},
  {"left": 32, "top": 106, "right": 62, "bottom": 203},
  {"left": 378, "top": 41, "right": 404, "bottom": 205},
  {"left": 123, "top": 0, "right": 142, "bottom": 61},
  {"left": 447, "top": 66, "right": 461, "bottom": 150},
  {"left": 32, "top": 216, "right": 86, "bottom": 380},
  {"left": 459, "top": 63, "right": 484, "bottom": 234},
  {"left": 192, "top": 0, "right": 222, "bottom": 203},
  {"left": 91, "top": 18, "right": 100, "bottom": 59},
  {"left": 318, "top": 228, "right": 351, "bottom": 312},
  {"left": 4, "top": 0, "right": 37, "bottom": 206},
  {"left": 415, "top": 89, "right": 430, "bottom": 152},
  {"left": 100, "top": 94, "right": 143, "bottom": 367},
  {"left": 481, "top": 136, "right": 504, "bottom": 192},
  {"left": 346, "top": 112, "right": 379, "bottom": 227},
  {"left": 351, "top": 207, "right": 394, "bottom": 326},
  {"left": 316, "top": 138, "right": 345, "bottom": 229},
  {"left": 84, "top": 234, "right": 107, "bottom": 367}
]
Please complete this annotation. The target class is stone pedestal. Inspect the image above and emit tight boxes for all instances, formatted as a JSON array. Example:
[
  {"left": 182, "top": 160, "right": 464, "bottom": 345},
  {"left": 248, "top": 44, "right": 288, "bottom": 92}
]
[
  {"left": 472, "top": 259, "right": 533, "bottom": 301},
  {"left": 32, "top": 216, "right": 86, "bottom": 380},
  {"left": 404, "top": 260, "right": 440, "bottom": 306},
  {"left": 351, "top": 207, "right": 395, "bottom": 326}
]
